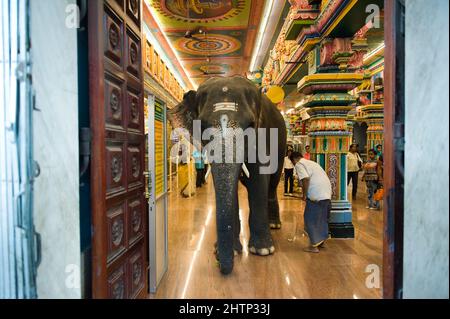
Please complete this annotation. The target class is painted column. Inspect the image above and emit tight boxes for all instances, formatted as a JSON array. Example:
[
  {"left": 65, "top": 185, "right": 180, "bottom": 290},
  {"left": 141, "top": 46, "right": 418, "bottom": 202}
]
[
  {"left": 298, "top": 39, "right": 363, "bottom": 238},
  {"left": 362, "top": 104, "right": 384, "bottom": 153},
  {"left": 346, "top": 114, "right": 356, "bottom": 144}
]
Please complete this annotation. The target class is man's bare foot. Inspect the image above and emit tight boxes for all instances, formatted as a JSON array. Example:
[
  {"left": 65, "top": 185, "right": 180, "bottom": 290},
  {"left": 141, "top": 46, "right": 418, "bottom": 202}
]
[{"left": 303, "top": 246, "right": 319, "bottom": 253}]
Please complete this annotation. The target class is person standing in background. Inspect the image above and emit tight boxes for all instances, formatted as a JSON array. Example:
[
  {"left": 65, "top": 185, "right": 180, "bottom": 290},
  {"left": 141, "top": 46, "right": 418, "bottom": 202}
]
[
  {"left": 283, "top": 149, "right": 295, "bottom": 196},
  {"left": 347, "top": 144, "right": 363, "bottom": 200},
  {"left": 362, "top": 149, "right": 381, "bottom": 210},
  {"left": 375, "top": 144, "right": 383, "bottom": 159},
  {"left": 303, "top": 145, "right": 311, "bottom": 160},
  {"left": 377, "top": 155, "right": 384, "bottom": 185},
  {"left": 193, "top": 149, "right": 205, "bottom": 188}
]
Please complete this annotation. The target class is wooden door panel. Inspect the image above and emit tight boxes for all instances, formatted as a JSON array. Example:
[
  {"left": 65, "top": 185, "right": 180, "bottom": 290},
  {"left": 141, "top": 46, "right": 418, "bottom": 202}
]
[
  {"left": 127, "top": 89, "right": 143, "bottom": 132},
  {"left": 115, "top": 0, "right": 125, "bottom": 9},
  {"left": 127, "top": 0, "right": 141, "bottom": 26},
  {"left": 107, "top": 203, "right": 127, "bottom": 262},
  {"left": 127, "top": 243, "right": 145, "bottom": 298},
  {"left": 90, "top": 0, "right": 147, "bottom": 299},
  {"left": 125, "top": 29, "right": 142, "bottom": 79},
  {"left": 106, "top": 141, "right": 127, "bottom": 196},
  {"left": 104, "top": 75, "right": 125, "bottom": 129},
  {"left": 127, "top": 194, "right": 145, "bottom": 245},
  {"left": 108, "top": 264, "right": 127, "bottom": 299},
  {"left": 127, "top": 143, "right": 144, "bottom": 188},
  {"left": 104, "top": 7, "right": 124, "bottom": 67}
]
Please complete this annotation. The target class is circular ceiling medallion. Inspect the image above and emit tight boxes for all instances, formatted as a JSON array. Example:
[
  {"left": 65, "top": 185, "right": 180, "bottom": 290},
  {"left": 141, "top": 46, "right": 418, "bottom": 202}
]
[
  {"left": 152, "top": 0, "right": 246, "bottom": 23},
  {"left": 176, "top": 34, "right": 241, "bottom": 56}
]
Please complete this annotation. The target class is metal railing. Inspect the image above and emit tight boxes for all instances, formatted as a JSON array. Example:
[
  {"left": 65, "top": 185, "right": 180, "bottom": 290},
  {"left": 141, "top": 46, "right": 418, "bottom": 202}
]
[{"left": 0, "top": 0, "right": 40, "bottom": 299}]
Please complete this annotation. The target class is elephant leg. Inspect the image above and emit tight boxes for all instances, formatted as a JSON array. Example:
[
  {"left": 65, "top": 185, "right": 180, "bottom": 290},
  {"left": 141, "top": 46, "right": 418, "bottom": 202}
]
[
  {"left": 268, "top": 188, "right": 282, "bottom": 230},
  {"left": 268, "top": 159, "right": 283, "bottom": 229},
  {"left": 211, "top": 163, "right": 241, "bottom": 275},
  {"left": 233, "top": 194, "right": 242, "bottom": 254},
  {"left": 214, "top": 211, "right": 241, "bottom": 258},
  {"left": 246, "top": 168, "right": 275, "bottom": 256}
]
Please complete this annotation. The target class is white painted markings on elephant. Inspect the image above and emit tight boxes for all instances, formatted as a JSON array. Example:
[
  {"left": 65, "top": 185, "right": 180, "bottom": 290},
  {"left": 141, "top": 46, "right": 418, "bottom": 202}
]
[
  {"left": 171, "top": 122, "right": 280, "bottom": 174},
  {"left": 213, "top": 102, "right": 238, "bottom": 113}
]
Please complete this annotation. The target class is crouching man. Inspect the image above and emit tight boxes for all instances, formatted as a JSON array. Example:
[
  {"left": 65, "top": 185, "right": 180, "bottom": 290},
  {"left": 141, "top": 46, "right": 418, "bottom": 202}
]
[{"left": 290, "top": 151, "right": 332, "bottom": 253}]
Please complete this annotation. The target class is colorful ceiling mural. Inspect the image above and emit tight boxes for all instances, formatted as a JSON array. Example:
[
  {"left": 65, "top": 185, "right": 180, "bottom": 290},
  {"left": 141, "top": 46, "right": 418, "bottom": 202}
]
[{"left": 147, "top": 0, "right": 265, "bottom": 87}]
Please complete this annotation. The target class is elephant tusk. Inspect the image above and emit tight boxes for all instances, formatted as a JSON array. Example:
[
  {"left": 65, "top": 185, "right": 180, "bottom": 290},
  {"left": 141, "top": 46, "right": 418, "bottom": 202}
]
[
  {"left": 205, "top": 164, "right": 212, "bottom": 180},
  {"left": 242, "top": 163, "right": 250, "bottom": 178}
]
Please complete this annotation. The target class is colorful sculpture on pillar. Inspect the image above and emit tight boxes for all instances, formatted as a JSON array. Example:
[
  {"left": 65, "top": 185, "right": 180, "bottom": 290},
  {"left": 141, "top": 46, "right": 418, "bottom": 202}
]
[
  {"left": 298, "top": 39, "right": 364, "bottom": 238},
  {"left": 361, "top": 104, "right": 384, "bottom": 153}
]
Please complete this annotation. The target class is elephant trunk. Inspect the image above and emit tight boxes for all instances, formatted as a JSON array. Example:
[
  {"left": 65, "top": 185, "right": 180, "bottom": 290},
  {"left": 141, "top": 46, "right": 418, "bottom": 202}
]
[{"left": 211, "top": 162, "right": 241, "bottom": 275}]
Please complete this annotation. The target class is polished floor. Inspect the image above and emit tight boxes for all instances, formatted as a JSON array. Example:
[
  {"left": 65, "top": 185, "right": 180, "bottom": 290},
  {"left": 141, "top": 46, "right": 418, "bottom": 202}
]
[{"left": 150, "top": 174, "right": 383, "bottom": 299}]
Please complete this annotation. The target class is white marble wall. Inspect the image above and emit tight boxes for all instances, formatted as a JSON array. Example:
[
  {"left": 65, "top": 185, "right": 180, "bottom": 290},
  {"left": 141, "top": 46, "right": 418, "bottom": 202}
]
[
  {"left": 31, "top": 0, "right": 81, "bottom": 298},
  {"left": 404, "top": 0, "right": 449, "bottom": 299}
]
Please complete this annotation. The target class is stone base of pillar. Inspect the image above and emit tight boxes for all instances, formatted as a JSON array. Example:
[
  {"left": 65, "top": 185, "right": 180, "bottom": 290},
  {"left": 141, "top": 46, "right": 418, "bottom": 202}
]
[
  {"left": 329, "top": 200, "right": 355, "bottom": 238},
  {"left": 329, "top": 222, "right": 355, "bottom": 238}
]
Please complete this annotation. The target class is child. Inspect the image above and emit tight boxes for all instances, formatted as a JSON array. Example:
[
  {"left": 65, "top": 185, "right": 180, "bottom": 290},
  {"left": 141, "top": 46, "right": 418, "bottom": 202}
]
[{"left": 361, "top": 149, "right": 380, "bottom": 210}]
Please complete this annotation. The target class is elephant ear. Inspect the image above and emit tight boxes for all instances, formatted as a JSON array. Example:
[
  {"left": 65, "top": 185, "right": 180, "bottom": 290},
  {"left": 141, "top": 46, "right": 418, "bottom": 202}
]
[
  {"left": 167, "top": 90, "right": 198, "bottom": 136},
  {"left": 256, "top": 89, "right": 279, "bottom": 128},
  {"left": 255, "top": 87, "right": 268, "bottom": 129}
]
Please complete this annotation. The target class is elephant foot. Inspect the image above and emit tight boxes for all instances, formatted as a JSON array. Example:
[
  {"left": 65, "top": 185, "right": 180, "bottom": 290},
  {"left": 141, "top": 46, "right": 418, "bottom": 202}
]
[
  {"left": 249, "top": 245, "right": 275, "bottom": 256},
  {"left": 219, "top": 260, "right": 234, "bottom": 275},
  {"left": 248, "top": 234, "right": 275, "bottom": 256},
  {"left": 269, "top": 223, "right": 282, "bottom": 230},
  {"left": 214, "top": 258, "right": 234, "bottom": 274},
  {"left": 213, "top": 244, "right": 234, "bottom": 275},
  {"left": 214, "top": 242, "right": 242, "bottom": 257},
  {"left": 214, "top": 244, "right": 240, "bottom": 265}
]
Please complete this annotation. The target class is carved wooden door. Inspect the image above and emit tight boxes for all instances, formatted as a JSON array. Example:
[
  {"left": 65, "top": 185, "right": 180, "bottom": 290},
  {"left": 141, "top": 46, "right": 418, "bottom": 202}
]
[{"left": 88, "top": 0, "right": 148, "bottom": 299}]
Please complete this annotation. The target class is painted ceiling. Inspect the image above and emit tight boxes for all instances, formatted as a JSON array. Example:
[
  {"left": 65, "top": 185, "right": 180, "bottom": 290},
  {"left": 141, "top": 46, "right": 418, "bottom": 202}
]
[{"left": 148, "top": 0, "right": 265, "bottom": 88}]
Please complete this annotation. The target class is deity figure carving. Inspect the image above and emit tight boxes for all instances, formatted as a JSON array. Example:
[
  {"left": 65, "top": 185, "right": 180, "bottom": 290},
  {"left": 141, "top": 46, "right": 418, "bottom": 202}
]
[
  {"left": 348, "top": 50, "right": 367, "bottom": 70},
  {"left": 288, "top": 0, "right": 318, "bottom": 20},
  {"left": 320, "top": 38, "right": 354, "bottom": 67}
]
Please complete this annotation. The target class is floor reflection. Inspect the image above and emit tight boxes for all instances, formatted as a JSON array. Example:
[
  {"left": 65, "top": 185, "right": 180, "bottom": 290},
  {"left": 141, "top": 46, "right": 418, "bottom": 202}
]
[{"left": 150, "top": 174, "right": 383, "bottom": 299}]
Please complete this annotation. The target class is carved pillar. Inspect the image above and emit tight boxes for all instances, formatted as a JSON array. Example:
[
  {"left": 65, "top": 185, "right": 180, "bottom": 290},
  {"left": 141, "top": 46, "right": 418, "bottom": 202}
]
[
  {"left": 361, "top": 104, "right": 384, "bottom": 154},
  {"left": 346, "top": 114, "right": 356, "bottom": 144},
  {"left": 298, "top": 38, "right": 363, "bottom": 238}
]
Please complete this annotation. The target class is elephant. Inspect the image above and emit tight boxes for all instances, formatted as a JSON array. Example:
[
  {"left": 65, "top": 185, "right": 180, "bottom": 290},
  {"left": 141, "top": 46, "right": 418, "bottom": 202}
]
[{"left": 168, "top": 76, "right": 287, "bottom": 275}]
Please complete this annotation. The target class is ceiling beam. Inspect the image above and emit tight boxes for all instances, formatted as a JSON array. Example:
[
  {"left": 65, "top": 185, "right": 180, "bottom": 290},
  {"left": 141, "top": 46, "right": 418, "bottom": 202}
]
[{"left": 143, "top": 2, "right": 194, "bottom": 90}]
